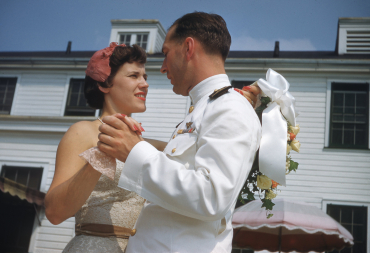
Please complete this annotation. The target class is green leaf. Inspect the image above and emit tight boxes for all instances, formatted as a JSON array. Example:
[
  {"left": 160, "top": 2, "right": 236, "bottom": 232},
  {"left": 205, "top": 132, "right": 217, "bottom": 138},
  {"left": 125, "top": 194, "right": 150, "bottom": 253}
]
[
  {"left": 238, "top": 194, "right": 246, "bottom": 204},
  {"left": 260, "top": 96, "right": 271, "bottom": 105},
  {"left": 267, "top": 213, "right": 274, "bottom": 219},
  {"left": 261, "top": 199, "right": 275, "bottom": 210},
  {"left": 247, "top": 192, "right": 255, "bottom": 200},
  {"left": 289, "top": 159, "right": 299, "bottom": 172}
]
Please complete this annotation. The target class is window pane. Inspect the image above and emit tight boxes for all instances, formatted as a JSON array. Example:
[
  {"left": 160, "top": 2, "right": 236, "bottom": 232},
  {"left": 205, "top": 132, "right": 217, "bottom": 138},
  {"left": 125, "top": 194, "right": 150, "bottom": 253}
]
[
  {"left": 333, "top": 106, "right": 343, "bottom": 113},
  {"left": 3, "top": 169, "right": 16, "bottom": 181},
  {"left": 333, "top": 93, "right": 344, "bottom": 106},
  {"left": 126, "top": 34, "right": 131, "bottom": 42},
  {"left": 355, "top": 124, "right": 367, "bottom": 146},
  {"left": 143, "top": 34, "right": 148, "bottom": 42},
  {"left": 137, "top": 34, "right": 142, "bottom": 42},
  {"left": 141, "top": 43, "right": 147, "bottom": 50},
  {"left": 354, "top": 208, "right": 366, "bottom": 224},
  {"left": 341, "top": 207, "right": 352, "bottom": 224},
  {"left": 16, "top": 169, "right": 29, "bottom": 186},
  {"left": 345, "top": 93, "right": 355, "bottom": 107},
  {"left": 28, "top": 169, "right": 42, "bottom": 189},
  {"left": 356, "top": 93, "right": 367, "bottom": 106},
  {"left": 333, "top": 114, "right": 343, "bottom": 121}
]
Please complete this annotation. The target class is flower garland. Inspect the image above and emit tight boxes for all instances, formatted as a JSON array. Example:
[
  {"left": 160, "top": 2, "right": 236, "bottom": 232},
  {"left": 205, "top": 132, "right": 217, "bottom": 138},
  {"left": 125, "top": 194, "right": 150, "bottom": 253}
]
[{"left": 238, "top": 96, "right": 300, "bottom": 217}]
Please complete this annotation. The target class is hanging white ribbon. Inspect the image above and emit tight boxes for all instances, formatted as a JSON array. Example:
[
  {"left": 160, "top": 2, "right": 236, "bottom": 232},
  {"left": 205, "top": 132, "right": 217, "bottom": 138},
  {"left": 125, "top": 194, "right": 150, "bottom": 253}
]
[{"left": 257, "top": 69, "right": 298, "bottom": 186}]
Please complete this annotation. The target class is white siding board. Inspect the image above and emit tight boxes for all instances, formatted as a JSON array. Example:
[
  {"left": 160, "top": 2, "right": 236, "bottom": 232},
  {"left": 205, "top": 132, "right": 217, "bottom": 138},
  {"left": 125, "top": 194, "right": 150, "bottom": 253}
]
[
  {"left": 12, "top": 72, "right": 68, "bottom": 116},
  {"left": 39, "top": 227, "right": 74, "bottom": 236},
  {"left": 37, "top": 234, "right": 71, "bottom": 243}
]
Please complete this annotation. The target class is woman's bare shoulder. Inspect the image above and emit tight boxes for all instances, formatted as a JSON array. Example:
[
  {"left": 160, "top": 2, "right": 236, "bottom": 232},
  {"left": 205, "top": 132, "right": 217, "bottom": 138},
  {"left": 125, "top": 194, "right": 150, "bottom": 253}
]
[{"left": 60, "top": 120, "right": 99, "bottom": 149}]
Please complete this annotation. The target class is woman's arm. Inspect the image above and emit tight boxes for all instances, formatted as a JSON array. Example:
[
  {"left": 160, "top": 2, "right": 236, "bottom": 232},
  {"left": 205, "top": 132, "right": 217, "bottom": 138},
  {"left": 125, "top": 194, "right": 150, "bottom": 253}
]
[{"left": 45, "top": 122, "right": 101, "bottom": 225}]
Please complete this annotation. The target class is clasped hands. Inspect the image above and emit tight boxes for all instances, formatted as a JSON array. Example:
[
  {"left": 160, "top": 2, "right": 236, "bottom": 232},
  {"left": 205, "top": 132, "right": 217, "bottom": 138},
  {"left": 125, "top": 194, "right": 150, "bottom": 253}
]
[
  {"left": 97, "top": 114, "right": 145, "bottom": 162},
  {"left": 97, "top": 85, "right": 261, "bottom": 162}
]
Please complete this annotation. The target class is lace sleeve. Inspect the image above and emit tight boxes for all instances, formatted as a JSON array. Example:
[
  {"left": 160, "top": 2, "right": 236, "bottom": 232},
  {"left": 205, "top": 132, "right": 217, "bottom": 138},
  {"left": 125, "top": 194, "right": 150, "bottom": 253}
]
[{"left": 79, "top": 147, "right": 116, "bottom": 181}]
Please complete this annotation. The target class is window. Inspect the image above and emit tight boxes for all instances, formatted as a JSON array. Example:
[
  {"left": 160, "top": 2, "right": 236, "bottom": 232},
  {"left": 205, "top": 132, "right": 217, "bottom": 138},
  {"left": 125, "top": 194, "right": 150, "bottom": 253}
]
[
  {"left": 232, "top": 80, "right": 255, "bottom": 89},
  {"left": 327, "top": 204, "right": 367, "bottom": 253},
  {"left": 118, "top": 33, "right": 149, "bottom": 50},
  {"left": 0, "top": 77, "right": 17, "bottom": 115},
  {"left": 119, "top": 33, "right": 132, "bottom": 46},
  {"left": 329, "top": 83, "right": 369, "bottom": 149},
  {"left": 0, "top": 165, "right": 43, "bottom": 253},
  {"left": 65, "top": 78, "right": 96, "bottom": 116},
  {"left": 135, "top": 33, "right": 148, "bottom": 50}
]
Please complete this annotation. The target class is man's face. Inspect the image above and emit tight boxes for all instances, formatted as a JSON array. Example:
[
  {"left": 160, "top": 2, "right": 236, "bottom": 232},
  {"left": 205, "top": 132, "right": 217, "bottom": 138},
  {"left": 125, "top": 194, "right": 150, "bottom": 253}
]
[{"left": 160, "top": 27, "right": 188, "bottom": 96}]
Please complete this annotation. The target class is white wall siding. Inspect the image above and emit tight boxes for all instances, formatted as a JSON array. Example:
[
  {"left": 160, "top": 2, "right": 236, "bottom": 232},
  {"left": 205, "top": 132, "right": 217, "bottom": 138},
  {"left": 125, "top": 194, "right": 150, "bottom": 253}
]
[
  {"left": 155, "top": 33, "right": 165, "bottom": 53},
  {"left": 12, "top": 72, "right": 68, "bottom": 116}
]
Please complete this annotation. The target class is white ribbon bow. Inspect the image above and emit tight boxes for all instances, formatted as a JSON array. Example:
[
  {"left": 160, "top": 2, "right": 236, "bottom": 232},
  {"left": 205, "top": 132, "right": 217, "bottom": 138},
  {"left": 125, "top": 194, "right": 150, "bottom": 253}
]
[{"left": 257, "top": 69, "right": 298, "bottom": 186}]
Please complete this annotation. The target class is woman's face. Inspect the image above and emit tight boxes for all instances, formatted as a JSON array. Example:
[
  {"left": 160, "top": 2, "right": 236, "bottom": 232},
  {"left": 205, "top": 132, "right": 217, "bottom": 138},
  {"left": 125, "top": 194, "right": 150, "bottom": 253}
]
[{"left": 104, "top": 61, "right": 149, "bottom": 115}]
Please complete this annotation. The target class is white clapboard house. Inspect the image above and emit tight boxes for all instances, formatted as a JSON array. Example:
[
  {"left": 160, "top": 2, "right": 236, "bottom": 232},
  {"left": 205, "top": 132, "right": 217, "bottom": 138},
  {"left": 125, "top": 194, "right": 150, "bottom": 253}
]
[{"left": 0, "top": 18, "right": 369, "bottom": 253}]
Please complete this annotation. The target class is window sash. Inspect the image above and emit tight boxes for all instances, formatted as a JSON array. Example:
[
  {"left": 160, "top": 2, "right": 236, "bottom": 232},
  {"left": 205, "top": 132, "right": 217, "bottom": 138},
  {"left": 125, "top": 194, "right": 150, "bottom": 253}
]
[
  {"left": 327, "top": 204, "right": 367, "bottom": 253},
  {"left": 329, "top": 83, "right": 369, "bottom": 149},
  {"left": 136, "top": 33, "right": 148, "bottom": 50},
  {"left": 0, "top": 77, "right": 17, "bottom": 115},
  {"left": 64, "top": 79, "right": 95, "bottom": 116}
]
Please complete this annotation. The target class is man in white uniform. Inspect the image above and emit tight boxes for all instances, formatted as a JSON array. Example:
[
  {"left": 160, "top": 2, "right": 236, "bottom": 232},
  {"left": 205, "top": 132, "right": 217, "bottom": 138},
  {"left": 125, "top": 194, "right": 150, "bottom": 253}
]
[{"left": 98, "top": 12, "right": 261, "bottom": 253}]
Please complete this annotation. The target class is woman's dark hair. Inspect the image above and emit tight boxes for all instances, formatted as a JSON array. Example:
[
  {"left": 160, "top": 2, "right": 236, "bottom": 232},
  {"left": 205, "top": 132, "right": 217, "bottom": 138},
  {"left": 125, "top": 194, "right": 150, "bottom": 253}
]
[{"left": 84, "top": 44, "right": 147, "bottom": 109}]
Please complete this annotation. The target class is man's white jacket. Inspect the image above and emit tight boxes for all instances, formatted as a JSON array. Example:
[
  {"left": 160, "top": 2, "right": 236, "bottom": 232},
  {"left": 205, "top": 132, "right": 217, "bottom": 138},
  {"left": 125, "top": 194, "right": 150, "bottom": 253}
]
[{"left": 118, "top": 74, "right": 261, "bottom": 253}]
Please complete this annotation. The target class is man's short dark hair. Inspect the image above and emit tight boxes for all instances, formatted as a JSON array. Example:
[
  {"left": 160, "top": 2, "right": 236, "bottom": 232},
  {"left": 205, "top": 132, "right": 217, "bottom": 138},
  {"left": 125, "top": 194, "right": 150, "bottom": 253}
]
[{"left": 169, "top": 12, "right": 231, "bottom": 61}]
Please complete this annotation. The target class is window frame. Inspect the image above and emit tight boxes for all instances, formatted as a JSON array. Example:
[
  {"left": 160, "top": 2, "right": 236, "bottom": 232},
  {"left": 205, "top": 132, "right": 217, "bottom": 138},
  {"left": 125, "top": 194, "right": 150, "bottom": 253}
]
[
  {"left": 117, "top": 32, "right": 150, "bottom": 51},
  {"left": 322, "top": 200, "right": 370, "bottom": 253},
  {"left": 325, "top": 80, "right": 370, "bottom": 150},
  {"left": 62, "top": 76, "right": 99, "bottom": 117},
  {"left": 0, "top": 74, "right": 21, "bottom": 116},
  {"left": 0, "top": 159, "right": 49, "bottom": 253}
]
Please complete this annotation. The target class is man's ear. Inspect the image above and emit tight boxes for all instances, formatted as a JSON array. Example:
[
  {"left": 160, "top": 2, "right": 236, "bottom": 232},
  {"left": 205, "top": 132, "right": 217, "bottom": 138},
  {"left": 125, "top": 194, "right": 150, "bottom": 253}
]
[
  {"left": 184, "top": 37, "right": 195, "bottom": 61},
  {"left": 98, "top": 85, "right": 110, "bottom": 94}
]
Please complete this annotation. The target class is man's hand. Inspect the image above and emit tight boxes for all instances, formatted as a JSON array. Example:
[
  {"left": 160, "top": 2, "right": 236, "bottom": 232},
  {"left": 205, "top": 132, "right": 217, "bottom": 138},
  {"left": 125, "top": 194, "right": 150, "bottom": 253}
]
[
  {"left": 98, "top": 114, "right": 144, "bottom": 162},
  {"left": 234, "top": 85, "right": 262, "bottom": 108}
]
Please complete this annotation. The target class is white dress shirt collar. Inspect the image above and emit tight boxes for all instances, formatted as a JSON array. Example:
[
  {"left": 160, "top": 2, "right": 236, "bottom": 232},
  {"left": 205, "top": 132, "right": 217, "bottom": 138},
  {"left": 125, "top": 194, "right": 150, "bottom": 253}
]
[{"left": 189, "top": 74, "right": 230, "bottom": 105}]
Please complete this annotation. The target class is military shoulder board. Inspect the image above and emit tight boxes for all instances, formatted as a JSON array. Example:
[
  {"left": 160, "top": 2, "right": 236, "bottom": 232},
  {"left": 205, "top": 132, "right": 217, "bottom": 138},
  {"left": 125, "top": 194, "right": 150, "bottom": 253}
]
[{"left": 209, "top": 86, "right": 233, "bottom": 100}]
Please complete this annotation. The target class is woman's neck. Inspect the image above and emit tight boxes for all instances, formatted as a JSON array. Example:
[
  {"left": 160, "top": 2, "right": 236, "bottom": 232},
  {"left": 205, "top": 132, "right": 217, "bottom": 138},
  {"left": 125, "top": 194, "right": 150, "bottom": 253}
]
[{"left": 99, "top": 104, "right": 131, "bottom": 119}]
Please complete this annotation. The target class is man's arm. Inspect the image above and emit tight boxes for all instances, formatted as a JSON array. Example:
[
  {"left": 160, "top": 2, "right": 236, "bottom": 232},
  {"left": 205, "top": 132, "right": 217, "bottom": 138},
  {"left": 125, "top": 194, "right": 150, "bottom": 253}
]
[{"left": 117, "top": 95, "right": 261, "bottom": 221}]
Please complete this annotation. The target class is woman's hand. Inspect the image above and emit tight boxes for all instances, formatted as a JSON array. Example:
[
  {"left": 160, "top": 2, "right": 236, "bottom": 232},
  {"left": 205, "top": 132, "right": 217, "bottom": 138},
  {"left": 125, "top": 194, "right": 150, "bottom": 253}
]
[
  {"left": 109, "top": 114, "right": 168, "bottom": 151},
  {"left": 115, "top": 114, "right": 145, "bottom": 138},
  {"left": 234, "top": 85, "right": 262, "bottom": 108}
]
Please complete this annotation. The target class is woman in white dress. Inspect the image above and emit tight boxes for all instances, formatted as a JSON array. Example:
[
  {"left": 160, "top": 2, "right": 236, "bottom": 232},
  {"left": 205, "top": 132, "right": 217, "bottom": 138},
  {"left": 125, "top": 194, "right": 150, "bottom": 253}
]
[{"left": 44, "top": 42, "right": 259, "bottom": 252}]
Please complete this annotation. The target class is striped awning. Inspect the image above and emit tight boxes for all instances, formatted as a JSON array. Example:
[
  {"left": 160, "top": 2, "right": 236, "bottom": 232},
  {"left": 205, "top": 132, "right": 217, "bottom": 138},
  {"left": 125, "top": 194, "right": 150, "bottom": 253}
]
[{"left": 0, "top": 176, "right": 45, "bottom": 206}]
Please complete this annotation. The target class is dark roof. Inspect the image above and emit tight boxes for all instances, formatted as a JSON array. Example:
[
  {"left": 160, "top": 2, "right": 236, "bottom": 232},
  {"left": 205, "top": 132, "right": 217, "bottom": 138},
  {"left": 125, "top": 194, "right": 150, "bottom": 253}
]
[
  {"left": 0, "top": 51, "right": 95, "bottom": 58},
  {"left": 227, "top": 51, "right": 370, "bottom": 59},
  {"left": 0, "top": 50, "right": 369, "bottom": 60}
]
